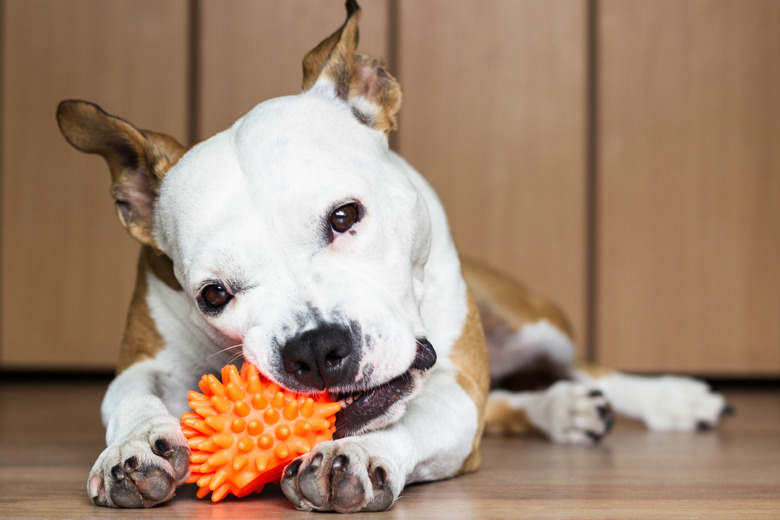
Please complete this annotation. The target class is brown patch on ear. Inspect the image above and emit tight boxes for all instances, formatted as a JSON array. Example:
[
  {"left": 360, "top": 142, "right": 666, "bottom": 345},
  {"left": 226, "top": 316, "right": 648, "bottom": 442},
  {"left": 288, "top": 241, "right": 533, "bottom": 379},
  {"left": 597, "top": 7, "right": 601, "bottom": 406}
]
[
  {"left": 449, "top": 290, "right": 490, "bottom": 474},
  {"left": 57, "top": 100, "right": 186, "bottom": 247},
  {"left": 351, "top": 54, "right": 402, "bottom": 133},
  {"left": 301, "top": 0, "right": 402, "bottom": 134},
  {"left": 116, "top": 246, "right": 179, "bottom": 373}
]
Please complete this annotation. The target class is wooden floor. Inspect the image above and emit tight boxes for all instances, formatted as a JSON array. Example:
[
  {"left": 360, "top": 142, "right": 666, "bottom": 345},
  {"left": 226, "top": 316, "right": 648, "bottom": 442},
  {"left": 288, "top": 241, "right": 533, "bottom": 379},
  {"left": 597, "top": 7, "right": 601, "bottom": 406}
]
[{"left": 1, "top": 378, "right": 778, "bottom": 519}]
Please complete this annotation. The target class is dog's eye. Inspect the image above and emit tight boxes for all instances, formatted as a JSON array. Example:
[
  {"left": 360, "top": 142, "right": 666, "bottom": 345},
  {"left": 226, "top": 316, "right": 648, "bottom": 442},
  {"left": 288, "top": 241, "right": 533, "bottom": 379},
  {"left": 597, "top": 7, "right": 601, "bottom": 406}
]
[
  {"left": 330, "top": 203, "right": 360, "bottom": 234},
  {"left": 199, "top": 284, "right": 232, "bottom": 313}
]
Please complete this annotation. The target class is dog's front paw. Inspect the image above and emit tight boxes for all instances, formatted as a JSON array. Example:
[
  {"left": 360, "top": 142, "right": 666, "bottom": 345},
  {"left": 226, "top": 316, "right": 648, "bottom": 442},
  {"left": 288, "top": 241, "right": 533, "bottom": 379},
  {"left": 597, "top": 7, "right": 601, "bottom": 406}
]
[
  {"left": 87, "top": 414, "right": 190, "bottom": 508},
  {"left": 280, "top": 440, "right": 396, "bottom": 513},
  {"left": 528, "top": 380, "right": 614, "bottom": 445},
  {"left": 639, "top": 376, "right": 733, "bottom": 431}
]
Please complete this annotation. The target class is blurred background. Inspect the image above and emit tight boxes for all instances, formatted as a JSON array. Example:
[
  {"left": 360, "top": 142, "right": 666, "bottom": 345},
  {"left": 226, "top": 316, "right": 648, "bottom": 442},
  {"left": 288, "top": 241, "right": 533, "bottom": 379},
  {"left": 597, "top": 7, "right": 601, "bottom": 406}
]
[{"left": 0, "top": 0, "right": 777, "bottom": 378}]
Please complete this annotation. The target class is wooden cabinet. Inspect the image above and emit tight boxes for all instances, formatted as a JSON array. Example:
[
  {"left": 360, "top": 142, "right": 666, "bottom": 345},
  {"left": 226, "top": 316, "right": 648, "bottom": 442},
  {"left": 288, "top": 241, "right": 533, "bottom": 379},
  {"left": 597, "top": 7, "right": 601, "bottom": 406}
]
[{"left": 1, "top": 0, "right": 777, "bottom": 376}]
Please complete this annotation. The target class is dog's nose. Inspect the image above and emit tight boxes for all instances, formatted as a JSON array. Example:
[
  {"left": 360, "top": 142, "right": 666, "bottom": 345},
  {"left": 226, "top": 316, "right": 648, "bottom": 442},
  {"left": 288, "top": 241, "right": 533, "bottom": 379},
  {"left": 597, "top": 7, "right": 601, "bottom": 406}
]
[{"left": 281, "top": 325, "right": 360, "bottom": 390}]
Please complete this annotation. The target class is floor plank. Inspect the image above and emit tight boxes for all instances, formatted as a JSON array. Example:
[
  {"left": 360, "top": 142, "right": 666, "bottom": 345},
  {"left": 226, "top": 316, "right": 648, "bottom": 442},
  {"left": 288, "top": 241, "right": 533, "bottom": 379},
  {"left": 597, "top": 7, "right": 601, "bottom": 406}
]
[{"left": 1, "top": 379, "right": 778, "bottom": 519}]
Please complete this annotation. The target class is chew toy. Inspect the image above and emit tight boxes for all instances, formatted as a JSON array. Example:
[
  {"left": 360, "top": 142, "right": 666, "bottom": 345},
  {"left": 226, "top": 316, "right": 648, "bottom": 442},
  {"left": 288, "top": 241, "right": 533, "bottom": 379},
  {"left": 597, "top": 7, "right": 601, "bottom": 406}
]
[{"left": 180, "top": 362, "right": 341, "bottom": 502}]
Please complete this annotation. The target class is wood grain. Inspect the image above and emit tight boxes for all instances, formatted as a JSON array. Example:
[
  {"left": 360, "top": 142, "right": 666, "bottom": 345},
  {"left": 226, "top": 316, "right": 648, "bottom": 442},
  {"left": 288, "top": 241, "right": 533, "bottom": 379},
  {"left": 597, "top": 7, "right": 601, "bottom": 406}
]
[
  {"left": 0, "top": 0, "right": 189, "bottom": 369},
  {"left": 395, "top": 0, "right": 589, "bottom": 356},
  {"left": 1, "top": 379, "right": 777, "bottom": 518},
  {"left": 596, "top": 0, "right": 780, "bottom": 375}
]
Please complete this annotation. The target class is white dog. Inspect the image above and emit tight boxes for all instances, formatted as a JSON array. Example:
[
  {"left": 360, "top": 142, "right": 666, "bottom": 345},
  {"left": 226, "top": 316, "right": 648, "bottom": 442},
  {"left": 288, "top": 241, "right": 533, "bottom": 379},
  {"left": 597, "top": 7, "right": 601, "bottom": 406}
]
[{"left": 57, "top": 1, "right": 730, "bottom": 512}]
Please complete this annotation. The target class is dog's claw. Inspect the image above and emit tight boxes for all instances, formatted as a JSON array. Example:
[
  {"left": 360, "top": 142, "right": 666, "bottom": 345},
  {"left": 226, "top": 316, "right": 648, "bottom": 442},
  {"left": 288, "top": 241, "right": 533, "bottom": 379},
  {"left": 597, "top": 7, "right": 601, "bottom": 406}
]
[
  {"left": 153, "top": 439, "right": 172, "bottom": 457},
  {"left": 124, "top": 456, "right": 139, "bottom": 473},
  {"left": 332, "top": 454, "right": 349, "bottom": 470},
  {"left": 373, "top": 466, "right": 387, "bottom": 487},
  {"left": 110, "top": 464, "right": 125, "bottom": 481},
  {"left": 285, "top": 458, "right": 303, "bottom": 479}
]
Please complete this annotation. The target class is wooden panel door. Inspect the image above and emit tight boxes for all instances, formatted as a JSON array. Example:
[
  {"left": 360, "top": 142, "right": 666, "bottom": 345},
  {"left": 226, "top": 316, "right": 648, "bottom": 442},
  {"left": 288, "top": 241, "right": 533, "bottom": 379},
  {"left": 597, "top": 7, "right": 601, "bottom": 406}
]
[
  {"left": 396, "top": 0, "right": 590, "bottom": 354},
  {"left": 197, "top": 0, "right": 390, "bottom": 141},
  {"left": 0, "top": 0, "right": 190, "bottom": 369},
  {"left": 596, "top": 0, "right": 780, "bottom": 375}
]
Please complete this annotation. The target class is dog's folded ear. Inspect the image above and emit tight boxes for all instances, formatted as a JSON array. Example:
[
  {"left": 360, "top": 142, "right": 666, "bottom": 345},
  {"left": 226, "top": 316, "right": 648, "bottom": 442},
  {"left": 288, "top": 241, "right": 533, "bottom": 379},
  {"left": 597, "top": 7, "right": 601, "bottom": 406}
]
[
  {"left": 56, "top": 100, "right": 186, "bottom": 248},
  {"left": 302, "top": 0, "right": 402, "bottom": 135}
]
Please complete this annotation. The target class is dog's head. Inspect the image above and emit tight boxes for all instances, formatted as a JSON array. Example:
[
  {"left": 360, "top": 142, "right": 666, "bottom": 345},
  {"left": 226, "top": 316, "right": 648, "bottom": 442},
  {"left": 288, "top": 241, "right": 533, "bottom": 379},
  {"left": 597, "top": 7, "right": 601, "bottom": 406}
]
[{"left": 57, "top": 1, "right": 437, "bottom": 437}]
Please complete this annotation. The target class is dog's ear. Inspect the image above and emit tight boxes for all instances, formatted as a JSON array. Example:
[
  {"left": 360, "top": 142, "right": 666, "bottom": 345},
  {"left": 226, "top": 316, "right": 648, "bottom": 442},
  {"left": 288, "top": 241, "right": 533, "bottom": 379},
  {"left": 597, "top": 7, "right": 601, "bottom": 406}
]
[
  {"left": 302, "top": 0, "right": 402, "bottom": 135},
  {"left": 56, "top": 100, "right": 186, "bottom": 248}
]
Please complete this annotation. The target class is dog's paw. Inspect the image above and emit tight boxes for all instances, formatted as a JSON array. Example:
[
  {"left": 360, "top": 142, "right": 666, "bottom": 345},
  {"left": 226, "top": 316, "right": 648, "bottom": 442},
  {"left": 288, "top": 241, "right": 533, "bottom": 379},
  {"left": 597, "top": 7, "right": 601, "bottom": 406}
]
[
  {"left": 527, "top": 380, "right": 614, "bottom": 445},
  {"left": 280, "top": 440, "right": 396, "bottom": 513},
  {"left": 638, "top": 376, "right": 733, "bottom": 431},
  {"left": 87, "top": 414, "right": 190, "bottom": 508}
]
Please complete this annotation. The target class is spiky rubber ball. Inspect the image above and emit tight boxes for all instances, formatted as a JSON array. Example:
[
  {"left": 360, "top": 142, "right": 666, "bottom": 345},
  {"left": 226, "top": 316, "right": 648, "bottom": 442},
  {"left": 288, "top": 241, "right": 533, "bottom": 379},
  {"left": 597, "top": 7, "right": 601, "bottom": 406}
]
[{"left": 180, "top": 362, "right": 341, "bottom": 502}]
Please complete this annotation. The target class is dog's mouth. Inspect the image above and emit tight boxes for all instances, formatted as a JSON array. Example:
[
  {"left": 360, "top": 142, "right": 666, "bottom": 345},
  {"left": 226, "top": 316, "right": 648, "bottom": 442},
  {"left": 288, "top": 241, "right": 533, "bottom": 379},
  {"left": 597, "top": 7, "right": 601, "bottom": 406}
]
[
  {"left": 329, "top": 338, "right": 437, "bottom": 438},
  {"left": 330, "top": 371, "right": 416, "bottom": 438}
]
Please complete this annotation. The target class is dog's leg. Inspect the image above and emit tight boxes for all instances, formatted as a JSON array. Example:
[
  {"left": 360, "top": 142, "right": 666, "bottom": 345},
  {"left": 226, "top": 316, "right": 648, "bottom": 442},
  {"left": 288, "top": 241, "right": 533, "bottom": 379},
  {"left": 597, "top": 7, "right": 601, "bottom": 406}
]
[
  {"left": 87, "top": 248, "right": 239, "bottom": 508},
  {"left": 87, "top": 262, "right": 236, "bottom": 508},
  {"left": 485, "top": 383, "right": 614, "bottom": 444},
  {"left": 87, "top": 256, "right": 209, "bottom": 508},
  {"left": 280, "top": 367, "right": 481, "bottom": 513},
  {"left": 87, "top": 362, "right": 191, "bottom": 508},
  {"left": 579, "top": 369, "right": 733, "bottom": 431}
]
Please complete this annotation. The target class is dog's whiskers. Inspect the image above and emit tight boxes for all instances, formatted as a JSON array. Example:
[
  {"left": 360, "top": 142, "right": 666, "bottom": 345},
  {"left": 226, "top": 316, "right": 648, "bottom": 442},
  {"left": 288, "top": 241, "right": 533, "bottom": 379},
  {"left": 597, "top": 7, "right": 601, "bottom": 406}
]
[
  {"left": 225, "top": 350, "right": 245, "bottom": 367},
  {"left": 193, "top": 343, "right": 245, "bottom": 374}
]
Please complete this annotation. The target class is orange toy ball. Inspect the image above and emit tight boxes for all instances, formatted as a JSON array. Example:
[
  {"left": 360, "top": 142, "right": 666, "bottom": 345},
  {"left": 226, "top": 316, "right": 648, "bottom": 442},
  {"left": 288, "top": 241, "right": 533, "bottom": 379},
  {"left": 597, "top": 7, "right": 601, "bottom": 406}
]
[{"left": 180, "top": 362, "right": 341, "bottom": 502}]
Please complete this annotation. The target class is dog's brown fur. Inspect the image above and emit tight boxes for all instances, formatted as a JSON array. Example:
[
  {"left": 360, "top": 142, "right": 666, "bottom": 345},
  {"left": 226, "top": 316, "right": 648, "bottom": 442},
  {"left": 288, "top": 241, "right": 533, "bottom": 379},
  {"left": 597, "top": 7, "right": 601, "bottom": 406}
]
[
  {"left": 463, "top": 258, "right": 573, "bottom": 339},
  {"left": 116, "top": 247, "right": 180, "bottom": 373},
  {"left": 450, "top": 290, "right": 490, "bottom": 473}
]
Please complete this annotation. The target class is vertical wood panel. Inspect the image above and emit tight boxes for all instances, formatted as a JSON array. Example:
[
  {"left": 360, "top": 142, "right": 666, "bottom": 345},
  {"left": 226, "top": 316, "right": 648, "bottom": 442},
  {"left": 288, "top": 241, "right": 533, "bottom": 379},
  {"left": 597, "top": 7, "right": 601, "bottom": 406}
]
[
  {"left": 0, "top": 0, "right": 4, "bottom": 365},
  {"left": 597, "top": 0, "right": 780, "bottom": 374},
  {"left": 396, "top": 0, "right": 589, "bottom": 353},
  {"left": 0, "top": 0, "right": 189, "bottom": 369},
  {"left": 198, "top": 0, "right": 390, "bottom": 141}
]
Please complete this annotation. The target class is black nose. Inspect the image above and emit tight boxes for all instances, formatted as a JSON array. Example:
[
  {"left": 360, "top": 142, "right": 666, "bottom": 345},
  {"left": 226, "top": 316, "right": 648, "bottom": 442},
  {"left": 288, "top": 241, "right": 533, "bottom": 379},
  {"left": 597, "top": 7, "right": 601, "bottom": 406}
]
[{"left": 281, "top": 325, "right": 361, "bottom": 390}]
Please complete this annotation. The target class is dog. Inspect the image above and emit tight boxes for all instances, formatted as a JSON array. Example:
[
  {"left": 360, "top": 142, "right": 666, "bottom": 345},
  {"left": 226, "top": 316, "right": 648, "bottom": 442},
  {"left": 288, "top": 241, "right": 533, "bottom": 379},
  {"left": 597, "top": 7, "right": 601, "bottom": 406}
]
[{"left": 56, "top": 1, "right": 731, "bottom": 512}]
